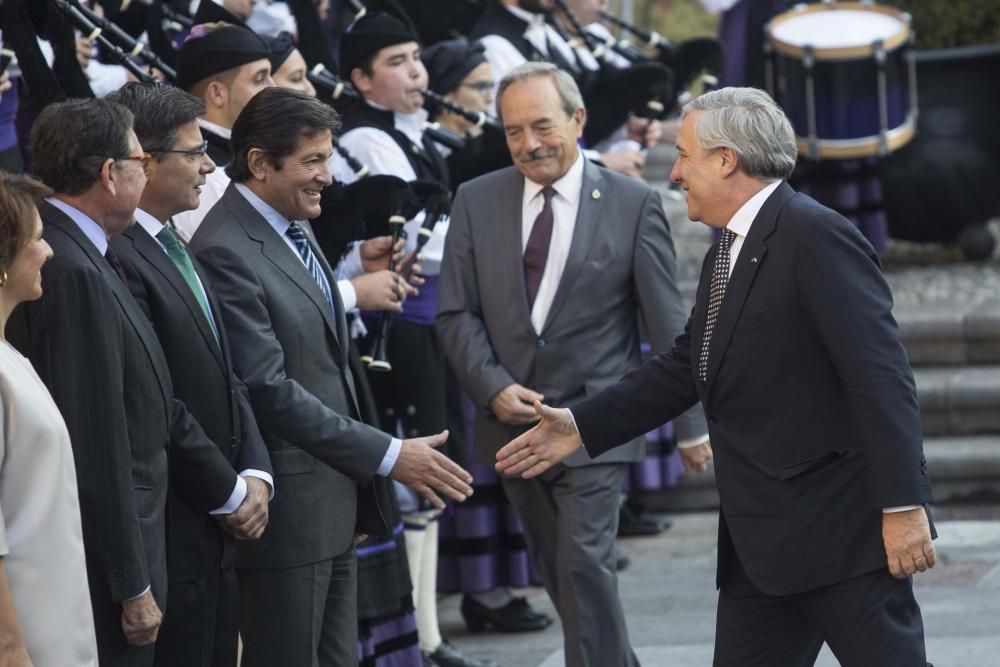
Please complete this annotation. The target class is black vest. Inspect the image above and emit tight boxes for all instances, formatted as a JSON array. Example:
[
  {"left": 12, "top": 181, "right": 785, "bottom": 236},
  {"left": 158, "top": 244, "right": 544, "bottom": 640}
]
[
  {"left": 340, "top": 104, "right": 450, "bottom": 190},
  {"left": 469, "top": 1, "right": 545, "bottom": 63}
]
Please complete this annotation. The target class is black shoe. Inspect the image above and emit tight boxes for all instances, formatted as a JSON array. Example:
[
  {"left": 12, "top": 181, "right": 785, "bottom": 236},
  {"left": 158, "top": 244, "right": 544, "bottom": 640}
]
[
  {"left": 618, "top": 504, "right": 672, "bottom": 537},
  {"left": 426, "top": 641, "right": 500, "bottom": 667},
  {"left": 461, "top": 595, "right": 553, "bottom": 633}
]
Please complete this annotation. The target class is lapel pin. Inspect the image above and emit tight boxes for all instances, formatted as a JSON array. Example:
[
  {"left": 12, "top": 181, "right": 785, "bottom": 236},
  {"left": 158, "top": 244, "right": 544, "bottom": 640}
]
[
  {"left": 750, "top": 257, "right": 758, "bottom": 263},
  {"left": 592, "top": 188, "right": 601, "bottom": 200}
]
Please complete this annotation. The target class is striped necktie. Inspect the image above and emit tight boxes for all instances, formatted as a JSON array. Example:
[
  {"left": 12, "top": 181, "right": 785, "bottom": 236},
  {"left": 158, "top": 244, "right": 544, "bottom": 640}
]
[
  {"left": 698, "top": 229, "right": 737, "bottom": 382},
  {"left": 286, "top": 222, "right": 337, "bottom": 321}
]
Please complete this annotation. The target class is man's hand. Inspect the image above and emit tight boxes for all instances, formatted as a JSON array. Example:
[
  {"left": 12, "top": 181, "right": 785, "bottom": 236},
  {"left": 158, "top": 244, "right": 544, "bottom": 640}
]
[
  {"left": 120, "top": 590, "right": 162, "bottom": 646},
  {"left": 0, "top": 72, "right": 11, "bottom": 100},
  {"left": 351, "top": 270, "right": 412, "bottom": 312},
  {"left": 75, "top": 36, "right": 94, "bottom": 69},
  {"left": 627, "top": 116, "right": 663, "bottom": 148},
  {"left": 678, "top": 441, "right": 713, "bottom": 473},
  {"left": 599, "top": 149, "right": 645, "bottom": 179},
  {"left": 221, "top": 477, "right": 270, "bottom": 540},
  {"left": 359, "top": 235, "right": 401, "bottom": 273},
  {"left": 883, "top": 506, "right": 936, "bottom": 579},
  {"left": 489, "top": 383, "right": 545, "bottom": 425},
  {"left": 390, "top": 430, "right": 474, "bottom": 510},
  {"left": 495, "top": 401, "right": 583, "bottom": 478}
]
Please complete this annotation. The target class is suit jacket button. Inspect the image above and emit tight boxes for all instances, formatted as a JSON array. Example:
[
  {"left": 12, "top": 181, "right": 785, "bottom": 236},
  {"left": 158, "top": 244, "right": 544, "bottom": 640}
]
[
  {"left": 536, "top": 338, "right": 545, "bottom": 349},
  {"left": 229, "top": 436, "right": 238, "bottom": 448},
  {"left": 708, "top": 415, "right": 719, "bottom": 424}
]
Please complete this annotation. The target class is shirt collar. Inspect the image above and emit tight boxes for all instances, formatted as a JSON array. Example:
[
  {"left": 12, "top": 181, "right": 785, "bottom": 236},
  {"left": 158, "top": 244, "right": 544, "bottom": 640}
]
[
  {"left": 726, "top": 180, "right": 782, "bottom": 239},
  {"left": 505, "top": 4, "right": 545, "bottom": 29},
  {"left": 134, "top": 208, "right": 166, "bottom": 240},
  {"left": 523, "top": 150, "right": 585, "bottom": 208},
  {"left": 46, "top": 197, "right": 109, "bottom": 255},
  {"left": 365, "top": 100, "right": 428, "bottom": 145},
  {"left": 199, "top": 118, "right": 231, "bottom": 140},
  {"left": 234, "top": 182, "right": 298, "bottom": 238}
]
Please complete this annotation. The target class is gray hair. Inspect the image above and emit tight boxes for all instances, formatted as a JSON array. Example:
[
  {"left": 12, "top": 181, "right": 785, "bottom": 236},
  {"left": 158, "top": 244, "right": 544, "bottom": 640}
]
[
  {"left": 681, "top": 87, "right": 797, "bottom": 181},
  {"left": 495, "top": 62, "right": 583, "bottom": 123}
]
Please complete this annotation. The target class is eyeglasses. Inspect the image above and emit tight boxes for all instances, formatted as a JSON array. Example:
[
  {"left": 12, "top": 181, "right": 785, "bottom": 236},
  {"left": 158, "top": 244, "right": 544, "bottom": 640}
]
[
  {"left": 120, "top": 153, "right": 154, "bottom": 165},
  {"left": 154, "top": 140, "right": 210, "bottom": 160},
  {"left": 460, "top": 81, "right": 494, "bottom": 93}
]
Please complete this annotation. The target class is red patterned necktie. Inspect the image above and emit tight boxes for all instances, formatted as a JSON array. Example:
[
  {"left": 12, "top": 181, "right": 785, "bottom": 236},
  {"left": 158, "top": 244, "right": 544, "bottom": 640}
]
[{"left": 523, "top": 186, "right": 556, "bottom": 309}]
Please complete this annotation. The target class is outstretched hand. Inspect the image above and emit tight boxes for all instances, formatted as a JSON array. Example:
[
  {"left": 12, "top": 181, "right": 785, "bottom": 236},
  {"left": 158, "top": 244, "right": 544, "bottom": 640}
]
[
  {"left": 391, "top": 430, "right": 474, "bottom": 509},
  {"left": 495, "top": 401, "right": 583, "bottom": 478}
]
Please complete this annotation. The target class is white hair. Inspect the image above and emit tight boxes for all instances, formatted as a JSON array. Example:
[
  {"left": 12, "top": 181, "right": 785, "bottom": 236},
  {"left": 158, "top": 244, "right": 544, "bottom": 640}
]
[{"left": 682, "top": 87, "right": 797, "bottom": 181}]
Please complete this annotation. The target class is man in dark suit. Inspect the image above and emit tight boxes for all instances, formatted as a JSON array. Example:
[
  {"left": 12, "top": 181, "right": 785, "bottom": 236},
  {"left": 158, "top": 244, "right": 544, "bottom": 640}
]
[
  {"left": 189, "top": 87, "right": 473, "bottom": 666},
  {"left": 8, "top": 100, "right": 242, "bottom": 666},
  {"left": 438, "top": 62, "right": 708, "bottom": 667},
  {"left": 495, "top": 87, "right": 936, "bottom": 666},
  {"left": 107, "top": 82, "right": 274, "bottom": 667}
]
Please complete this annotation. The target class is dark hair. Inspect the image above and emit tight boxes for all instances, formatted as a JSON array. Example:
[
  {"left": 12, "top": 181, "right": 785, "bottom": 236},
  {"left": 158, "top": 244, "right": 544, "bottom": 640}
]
[
  {"left": 30, "top": 98, "right": 134, "bottom": 196},
  {"left": 0, "top": 171, "right": 53, "bottom": 274},
  {"left": 228, "top": 88, "right": 340, "bottom": 182},
  {"left": 108, "top": 82, "right": 207, "bottom": 159}
]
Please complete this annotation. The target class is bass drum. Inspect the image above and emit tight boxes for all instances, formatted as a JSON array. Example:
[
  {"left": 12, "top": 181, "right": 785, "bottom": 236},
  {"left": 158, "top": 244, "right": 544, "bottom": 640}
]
[{"left": 765, "top": 2, "right": 917, "bottom": 160}]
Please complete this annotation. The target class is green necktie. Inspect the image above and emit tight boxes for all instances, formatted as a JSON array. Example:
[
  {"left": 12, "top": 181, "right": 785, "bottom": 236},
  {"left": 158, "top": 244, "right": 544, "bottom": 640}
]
[{"left": 156, "top": 225, "right": 220, "bottom": 345}]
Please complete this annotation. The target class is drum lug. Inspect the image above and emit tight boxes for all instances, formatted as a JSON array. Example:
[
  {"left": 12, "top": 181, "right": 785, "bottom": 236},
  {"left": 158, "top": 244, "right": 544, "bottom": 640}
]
[
  {"left": 803, "top": 45, "right": 819, "bottom": 160},
  {"left": 874, "top": 39, "right": 890, "bottom": 156}
]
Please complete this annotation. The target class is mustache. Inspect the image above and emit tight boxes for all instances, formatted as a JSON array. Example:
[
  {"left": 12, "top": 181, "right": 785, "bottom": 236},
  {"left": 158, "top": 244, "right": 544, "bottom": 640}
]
[{"left": 520, "top": 148, "right": 558, "bottom": 163}]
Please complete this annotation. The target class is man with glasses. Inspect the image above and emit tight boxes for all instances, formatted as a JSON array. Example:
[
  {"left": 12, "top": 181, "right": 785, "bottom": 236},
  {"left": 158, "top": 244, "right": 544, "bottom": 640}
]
[
  {"left": 8, "top": 98, "right": 245, "bottom": 667},
  {"left": 172, "top": 22, "right": 273, "bottom": 242},
  {"left": 107, "top": 82, "right": 274, "bottom": 667}
]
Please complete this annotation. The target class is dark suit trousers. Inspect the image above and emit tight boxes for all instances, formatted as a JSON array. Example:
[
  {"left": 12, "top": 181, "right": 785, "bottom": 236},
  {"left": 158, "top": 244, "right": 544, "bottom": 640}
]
[
  {"left": 155, "top": 566, "right": 239, "bottom": 667},
  {"left": 714, "top": 545, "right": 927, "bottom": 667},
  {"left": 502, "top": 463, "right": 639, "bottom": 667},
  {"left": 237, "top": 547, "right": 358, "bottom": 667}
]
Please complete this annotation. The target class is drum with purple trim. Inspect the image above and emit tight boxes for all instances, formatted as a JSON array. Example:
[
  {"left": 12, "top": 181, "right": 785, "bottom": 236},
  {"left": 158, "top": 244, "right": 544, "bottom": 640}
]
[{"left": 765, "top": 2, "right": 917, "bottom": 160}]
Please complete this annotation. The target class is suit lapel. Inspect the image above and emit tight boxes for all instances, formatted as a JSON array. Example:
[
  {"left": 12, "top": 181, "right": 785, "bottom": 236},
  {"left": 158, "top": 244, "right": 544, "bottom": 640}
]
[
  {"left": 703, "top": 183, "right": 795, "bottom": 392},
  {"left": 40, "top": 202, "right": 173, "bottom": 406},
  {"left": 301, "top": 219, "right": 350, "bottom": 367},
  {"left": 123, "top": 225, "right": 227, "bottom": 375},
  {"left": 541, "top": 160, "right": 603, "bottom": 333},
  {"left": 223, "top": 186, "right": 344, "bottom": 365},
  {"left": 500, "top": 171, "right": 532, "bottom": 324}
]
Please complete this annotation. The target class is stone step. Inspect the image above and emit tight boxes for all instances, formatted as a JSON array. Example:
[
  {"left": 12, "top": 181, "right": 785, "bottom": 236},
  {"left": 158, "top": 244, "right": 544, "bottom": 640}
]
[
  {"left": 895, "top": 302, "right": 1000, "bottom": 366},
  {"left": 646, "top": 435, "right": 1000, "bottom": 512},
  {"left": 915, "top": 366, "right": 1000, "bottom": 436}
]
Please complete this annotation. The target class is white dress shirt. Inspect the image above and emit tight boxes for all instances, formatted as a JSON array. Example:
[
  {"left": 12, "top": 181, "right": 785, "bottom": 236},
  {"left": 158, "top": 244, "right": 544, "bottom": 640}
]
[
  {"left": 134, "top": 208, "right": 275, "bottom": 510},
  {"left": 233, "top": 184, "right": 403, "bottom": 476},
  {"left": 522, "top": 151, "right": 584, "bottom": 334}
]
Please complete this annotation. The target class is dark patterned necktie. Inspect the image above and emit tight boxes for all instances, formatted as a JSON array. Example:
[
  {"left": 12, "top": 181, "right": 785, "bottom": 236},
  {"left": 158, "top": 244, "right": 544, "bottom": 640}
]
[
  {"left": 286, "top": 222, "right": 337, "bottom": 321},
  {"left": 698, "top": 229, "right": 737, "bottom": 382},
  {"left": 523, "top": 186, "right": 556, "bottom": 310},
  {"left": 104, "top": 247, "right": 127, "bottom": 283}
]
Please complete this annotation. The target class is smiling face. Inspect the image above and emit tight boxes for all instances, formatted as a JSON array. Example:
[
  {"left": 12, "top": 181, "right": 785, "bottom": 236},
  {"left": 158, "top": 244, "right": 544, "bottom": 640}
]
[
  {"left": 352, "top": 42, "right": 428, "bottom": 115},
  {"left": 253, "top": 128, "right": 334, "bottom": 220},
  {"left": 4, "top": 209, "right": 53, "bottom": 304},
  {"left": 500, "top": 75, "right": 584, "bottom": 187},
  {"left": 670, "top": 111, "right": 728, "bottom": 227},
  {"left": 144, "top": 120, "right": 216, "bottom": 220}
]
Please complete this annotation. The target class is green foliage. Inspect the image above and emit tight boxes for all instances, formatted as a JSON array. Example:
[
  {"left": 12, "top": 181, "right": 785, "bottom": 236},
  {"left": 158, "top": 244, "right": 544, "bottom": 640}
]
[{"left": 893, "top": 0, "right": 1000, "bottom": 49}]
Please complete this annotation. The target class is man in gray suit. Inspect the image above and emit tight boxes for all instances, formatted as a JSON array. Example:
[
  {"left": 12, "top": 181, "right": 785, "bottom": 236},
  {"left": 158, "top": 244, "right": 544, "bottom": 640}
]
[
  {"left": 437, "top": 62, "right": 710, "bottom": 667},
  {"left": 189, "top": 87, "right": 473, "bottom": 666}
]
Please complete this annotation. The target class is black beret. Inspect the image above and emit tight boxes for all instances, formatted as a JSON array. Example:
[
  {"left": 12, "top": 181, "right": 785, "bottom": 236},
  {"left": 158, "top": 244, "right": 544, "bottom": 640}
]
[
  {"left": 338, "top": 12, "right": 419, "bottom": 77},
  {"left": 176, "top": 24, "right": 271, "bottom": 91},
  {"left": 421, "top": 39, "right": 487, "bottom": 95},
  {"left": 264, "top": 31, "right": 297, "bottom": 74},
  {"left": 192, "top": 0, "right": 244, "bottom": 26}
]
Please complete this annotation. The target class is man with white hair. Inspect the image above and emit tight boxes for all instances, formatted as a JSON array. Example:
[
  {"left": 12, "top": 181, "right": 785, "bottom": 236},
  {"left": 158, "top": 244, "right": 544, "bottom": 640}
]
[{"left": 496, "top": 87, "right": 936, "bottom": 667}]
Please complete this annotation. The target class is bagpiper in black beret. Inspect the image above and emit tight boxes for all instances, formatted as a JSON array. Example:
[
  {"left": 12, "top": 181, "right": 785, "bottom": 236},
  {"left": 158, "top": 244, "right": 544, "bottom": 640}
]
[{"left": 175, "top": 24, "right": 271, "bottom": 91}]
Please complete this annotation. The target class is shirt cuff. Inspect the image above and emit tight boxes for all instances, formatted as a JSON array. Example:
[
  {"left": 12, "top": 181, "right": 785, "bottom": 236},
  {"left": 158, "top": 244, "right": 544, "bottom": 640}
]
[
  {"left": 678, "top": 434, "right": 711, "bottom": 449},
  {"left": 241, "top": 469, "right": 275, "bottom": 500},
  {"left": 337, "top": 243, "right": 365, "bottom": 280},
  {"left": 124, "top": 585, "right": 151, "bottom": 602},
  {"left": 338, "top": 279, "right": 357, "bottom": 312},
  {"left": 883, "top": 505, "right": 921, "bottom": 513},
  {"left": 210, "top": 475, "right": 247, "bottom": 516},
  {"left": 377, "top": 438, "right": 403, "bottom": 477}
]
